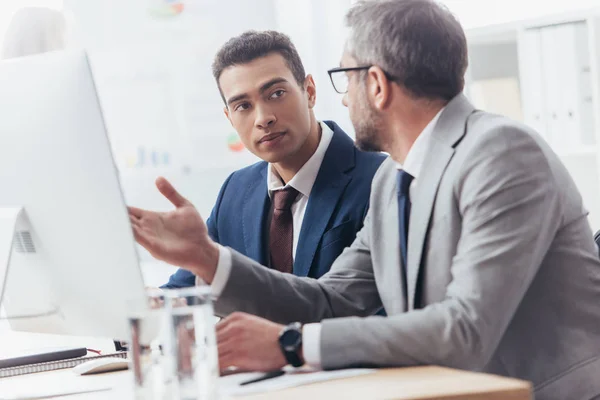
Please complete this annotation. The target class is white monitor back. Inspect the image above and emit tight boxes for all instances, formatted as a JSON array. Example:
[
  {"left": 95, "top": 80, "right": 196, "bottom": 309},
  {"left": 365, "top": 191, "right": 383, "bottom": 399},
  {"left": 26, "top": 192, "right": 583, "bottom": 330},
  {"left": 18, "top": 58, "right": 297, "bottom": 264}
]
[{"left": 0, "top": 50, "right": 147, "bottom": 340}]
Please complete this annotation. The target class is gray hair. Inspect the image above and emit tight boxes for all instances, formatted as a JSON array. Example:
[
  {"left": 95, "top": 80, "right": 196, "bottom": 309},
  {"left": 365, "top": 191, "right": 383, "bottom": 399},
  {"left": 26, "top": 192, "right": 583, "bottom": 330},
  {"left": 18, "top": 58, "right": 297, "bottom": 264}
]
[
  {"left": 1, "top": 7, "right": 68, "bottom": 60},
  {"left": 345, "top": 0, "right": 468, "bottom": 100}
]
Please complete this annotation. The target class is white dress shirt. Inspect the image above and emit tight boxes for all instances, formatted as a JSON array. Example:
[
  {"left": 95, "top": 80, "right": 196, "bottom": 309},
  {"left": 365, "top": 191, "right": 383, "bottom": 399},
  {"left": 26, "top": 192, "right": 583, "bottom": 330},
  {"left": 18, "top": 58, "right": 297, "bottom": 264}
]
[
  {"left": 303, "top": 107, "right": 446, "bottom": 367},
  {"left": 209, "top": 121, "right": 334, "bottom": 296},
  {"left": 266, "top": 122, "right": 334, "bottom": 260}
]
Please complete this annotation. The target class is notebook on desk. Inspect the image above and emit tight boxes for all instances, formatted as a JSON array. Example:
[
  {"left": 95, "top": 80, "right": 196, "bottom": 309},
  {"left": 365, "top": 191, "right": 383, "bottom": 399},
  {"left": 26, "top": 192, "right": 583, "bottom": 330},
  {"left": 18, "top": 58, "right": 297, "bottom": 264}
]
[
  {"left": 0, "top": 347, "right": 87, "bottom": 369},
  {"left": 0, "top": 350, "right": 127, "bottom": 378}
]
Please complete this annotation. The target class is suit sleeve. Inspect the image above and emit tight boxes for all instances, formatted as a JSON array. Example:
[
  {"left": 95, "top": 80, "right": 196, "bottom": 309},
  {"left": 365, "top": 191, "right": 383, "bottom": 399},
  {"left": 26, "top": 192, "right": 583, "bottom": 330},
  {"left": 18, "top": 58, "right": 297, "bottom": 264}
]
[
  {"left": 161, "top": 172, "right": 235, "bottom": 289},
  {"left": 317, "top": 126, "right": 563, "bottom": 370},
  {"left": 213, "top": 188, "right": 383, "bottom": 322}
]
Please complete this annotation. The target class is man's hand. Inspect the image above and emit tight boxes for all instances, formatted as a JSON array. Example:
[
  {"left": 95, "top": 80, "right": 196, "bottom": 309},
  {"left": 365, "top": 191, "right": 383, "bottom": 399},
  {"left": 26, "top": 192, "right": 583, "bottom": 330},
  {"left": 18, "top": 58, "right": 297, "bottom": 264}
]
[
  {"left": 128, "top": 177, "right": 218, "bottom": 282},
  {"left": 217, "top": 312, "right": 292, "bottom": 372}
]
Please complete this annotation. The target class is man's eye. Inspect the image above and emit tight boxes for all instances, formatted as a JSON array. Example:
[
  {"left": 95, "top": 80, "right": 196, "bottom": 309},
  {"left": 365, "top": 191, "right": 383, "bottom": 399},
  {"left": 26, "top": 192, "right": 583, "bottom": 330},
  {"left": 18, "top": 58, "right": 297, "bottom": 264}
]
[
  {"left": 270, "top": 90, "right": 285, "bottom": 99},
  {"left": 235, "top": 103, "right": 250, "bottom": 111}
]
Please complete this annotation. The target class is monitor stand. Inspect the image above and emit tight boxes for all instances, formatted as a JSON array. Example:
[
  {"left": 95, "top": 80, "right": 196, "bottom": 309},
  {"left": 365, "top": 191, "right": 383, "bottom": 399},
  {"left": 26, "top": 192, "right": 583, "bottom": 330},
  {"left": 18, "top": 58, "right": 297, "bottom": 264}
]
[
  {"left": 0, "top": 207, "right": 61, "bottom": 329},
  {"left": 0, "top": 207, "right": 23, "bottom": 305}
]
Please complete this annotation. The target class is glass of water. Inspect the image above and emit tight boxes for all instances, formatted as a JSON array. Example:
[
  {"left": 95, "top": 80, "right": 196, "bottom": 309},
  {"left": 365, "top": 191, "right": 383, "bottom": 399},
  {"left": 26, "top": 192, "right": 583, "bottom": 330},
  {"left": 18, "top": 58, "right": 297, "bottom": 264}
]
[
  {"left": 128, "top": 288, "right": 173, "bottom": 400},
  {"left": 163, "top": 285, "right": 219, "bottom": 400}
]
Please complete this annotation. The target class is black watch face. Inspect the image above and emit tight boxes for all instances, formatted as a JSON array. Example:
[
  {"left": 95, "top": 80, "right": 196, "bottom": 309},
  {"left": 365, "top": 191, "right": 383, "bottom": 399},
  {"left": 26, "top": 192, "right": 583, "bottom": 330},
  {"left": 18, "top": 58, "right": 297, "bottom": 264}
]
[{"left": 281, "top": 329, "right": 302, "bottom": 350}]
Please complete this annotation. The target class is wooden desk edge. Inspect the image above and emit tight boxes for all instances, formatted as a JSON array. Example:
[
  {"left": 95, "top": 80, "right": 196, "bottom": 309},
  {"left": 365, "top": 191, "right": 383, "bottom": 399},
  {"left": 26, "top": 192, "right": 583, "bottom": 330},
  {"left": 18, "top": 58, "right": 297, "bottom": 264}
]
[{"left": 239, "top": 366, "right": 533, "bottom": 400}]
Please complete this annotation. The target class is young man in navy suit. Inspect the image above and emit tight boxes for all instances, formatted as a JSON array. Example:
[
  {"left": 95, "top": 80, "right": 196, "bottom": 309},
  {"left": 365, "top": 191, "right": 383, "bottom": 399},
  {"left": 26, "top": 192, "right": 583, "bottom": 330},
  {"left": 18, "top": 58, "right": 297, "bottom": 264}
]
[{"left": 159, "top": 31, "right": 385, "bottom": 287}]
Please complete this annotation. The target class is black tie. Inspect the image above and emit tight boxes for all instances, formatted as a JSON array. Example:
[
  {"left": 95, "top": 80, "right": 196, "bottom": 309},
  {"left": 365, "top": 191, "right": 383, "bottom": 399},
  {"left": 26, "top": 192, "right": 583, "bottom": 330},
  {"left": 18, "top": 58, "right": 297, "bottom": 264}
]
[{"left": 397, "top": 170, "right": 414, "bottom": 283}]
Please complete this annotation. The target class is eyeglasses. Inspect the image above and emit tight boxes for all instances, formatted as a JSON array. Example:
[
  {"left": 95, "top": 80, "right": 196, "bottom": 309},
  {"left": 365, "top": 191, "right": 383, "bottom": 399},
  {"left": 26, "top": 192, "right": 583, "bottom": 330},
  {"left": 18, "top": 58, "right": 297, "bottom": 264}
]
[
  {"left": 327, "top": 66, "right": 371, "bottom": 94},
  {"left": 328, "top": 66, "right": 398, "bottom": 94}
]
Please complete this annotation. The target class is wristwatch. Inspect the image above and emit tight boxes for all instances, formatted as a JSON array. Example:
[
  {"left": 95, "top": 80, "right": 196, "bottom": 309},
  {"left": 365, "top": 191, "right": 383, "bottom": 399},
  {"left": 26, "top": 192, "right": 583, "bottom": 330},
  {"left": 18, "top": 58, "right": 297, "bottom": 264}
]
[{"left": 278, "top": 322, "right": 304, "bottom": 367}]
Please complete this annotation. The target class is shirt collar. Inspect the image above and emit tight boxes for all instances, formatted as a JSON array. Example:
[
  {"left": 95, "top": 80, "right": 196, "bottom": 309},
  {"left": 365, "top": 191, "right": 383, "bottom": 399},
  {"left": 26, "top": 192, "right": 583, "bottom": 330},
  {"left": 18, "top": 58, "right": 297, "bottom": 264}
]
[
  {"left": 396, "top": 107, "right": 445, "bottom": 179},
  {"left": 267, "top": 121, "right": 334, "bottom": 198}
]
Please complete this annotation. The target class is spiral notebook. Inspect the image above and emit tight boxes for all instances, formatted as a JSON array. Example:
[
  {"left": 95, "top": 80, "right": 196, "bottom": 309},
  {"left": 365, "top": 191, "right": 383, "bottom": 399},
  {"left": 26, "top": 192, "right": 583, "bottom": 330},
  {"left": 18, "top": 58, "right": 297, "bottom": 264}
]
[{"left": 0, "top": 351, "right": 127, "bottom": 378}]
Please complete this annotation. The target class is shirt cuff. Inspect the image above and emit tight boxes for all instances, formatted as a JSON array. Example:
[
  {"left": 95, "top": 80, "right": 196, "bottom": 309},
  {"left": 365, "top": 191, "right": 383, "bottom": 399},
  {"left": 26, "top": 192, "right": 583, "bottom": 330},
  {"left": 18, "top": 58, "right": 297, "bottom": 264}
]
[
  {"left": 196, "top": 244, "right": 232, "bottom": 299},
  {"left": 302, "top": 323, "right": 322, "bottom": 369}
]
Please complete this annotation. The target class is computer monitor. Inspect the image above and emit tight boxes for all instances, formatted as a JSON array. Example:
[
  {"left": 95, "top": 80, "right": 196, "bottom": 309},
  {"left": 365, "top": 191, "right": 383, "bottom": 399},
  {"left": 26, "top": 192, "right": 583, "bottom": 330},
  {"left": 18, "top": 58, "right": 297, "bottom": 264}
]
[{"left": 0, "top": 50, "right": 148, "bottom": 340}]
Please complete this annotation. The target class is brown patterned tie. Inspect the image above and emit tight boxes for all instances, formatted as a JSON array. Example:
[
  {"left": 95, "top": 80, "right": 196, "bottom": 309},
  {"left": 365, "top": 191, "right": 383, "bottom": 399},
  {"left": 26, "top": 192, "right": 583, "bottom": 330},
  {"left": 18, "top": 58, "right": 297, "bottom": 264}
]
[{"left": 269, "top": 187, "right": 299, "bottom": 273}]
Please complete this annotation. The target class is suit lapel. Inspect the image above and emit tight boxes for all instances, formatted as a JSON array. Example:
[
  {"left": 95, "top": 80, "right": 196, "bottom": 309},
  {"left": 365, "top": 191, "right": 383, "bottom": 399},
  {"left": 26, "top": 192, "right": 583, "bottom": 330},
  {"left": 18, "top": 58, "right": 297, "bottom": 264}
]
[
  {"left": 242, "top": 165, "right": 270, "bottom": 265},
  {"left": 406, "top": 141, "right": 454, "bottom": 309},
  {"left": 406, "top": 94, "right": 476, "bottom": 309},
  {"left": 294, "top": 122, "right": 355, "bottom": 277}
]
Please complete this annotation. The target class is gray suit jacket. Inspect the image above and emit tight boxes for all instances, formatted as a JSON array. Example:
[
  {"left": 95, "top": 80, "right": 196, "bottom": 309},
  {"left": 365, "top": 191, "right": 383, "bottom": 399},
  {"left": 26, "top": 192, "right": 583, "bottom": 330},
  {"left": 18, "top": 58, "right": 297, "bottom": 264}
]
[{"left": 214, "top": 94, "right": 600, "bottom": 400}]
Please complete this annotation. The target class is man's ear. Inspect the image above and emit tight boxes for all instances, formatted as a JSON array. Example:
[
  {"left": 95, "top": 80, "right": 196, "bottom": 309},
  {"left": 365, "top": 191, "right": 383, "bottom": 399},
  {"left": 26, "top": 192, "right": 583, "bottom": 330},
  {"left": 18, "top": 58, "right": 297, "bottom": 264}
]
[
  {"left": 224, "top": 107, "right": 233, "bottom": 127},
  {"left": 304, "top": 74, "right": 317, "bottom": 109},
  {"left": 366, "top": 66, "right": 392, "bottom": 111}
]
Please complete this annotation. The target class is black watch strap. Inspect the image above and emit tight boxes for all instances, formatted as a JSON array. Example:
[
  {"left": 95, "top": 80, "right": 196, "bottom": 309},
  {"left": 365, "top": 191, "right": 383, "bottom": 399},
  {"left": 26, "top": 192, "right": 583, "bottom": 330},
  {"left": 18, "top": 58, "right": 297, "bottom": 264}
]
[{"left": 285, "top": 348, "right": 303, "bottom": 368}]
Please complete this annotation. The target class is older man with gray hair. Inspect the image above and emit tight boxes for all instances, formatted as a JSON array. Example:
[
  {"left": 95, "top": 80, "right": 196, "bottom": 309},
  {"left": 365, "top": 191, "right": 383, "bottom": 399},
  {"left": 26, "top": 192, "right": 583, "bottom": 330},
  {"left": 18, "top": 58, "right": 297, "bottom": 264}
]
[{"left": 130, "top": 1, "right": 600, "bottom": 398}]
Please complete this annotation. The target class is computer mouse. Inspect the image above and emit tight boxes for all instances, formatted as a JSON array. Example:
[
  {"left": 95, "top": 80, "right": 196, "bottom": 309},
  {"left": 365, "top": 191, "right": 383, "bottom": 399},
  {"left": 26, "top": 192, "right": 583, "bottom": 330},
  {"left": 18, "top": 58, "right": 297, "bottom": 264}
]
[{"left": 72, "top": 357, "right": 130, "bottom": 375}]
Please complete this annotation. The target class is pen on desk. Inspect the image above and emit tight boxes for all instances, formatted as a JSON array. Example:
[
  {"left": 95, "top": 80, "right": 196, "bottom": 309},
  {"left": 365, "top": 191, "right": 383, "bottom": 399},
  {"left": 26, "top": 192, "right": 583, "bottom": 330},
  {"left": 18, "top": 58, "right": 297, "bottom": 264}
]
[{"left": 239, "top": 370, "right": 285, "bottom": 386}]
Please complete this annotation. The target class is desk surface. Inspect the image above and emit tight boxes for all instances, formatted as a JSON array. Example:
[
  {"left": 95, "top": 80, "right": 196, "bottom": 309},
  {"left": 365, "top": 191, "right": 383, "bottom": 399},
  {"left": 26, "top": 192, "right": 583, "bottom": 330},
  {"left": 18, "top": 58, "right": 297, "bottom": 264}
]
[
  {"left": 0, "top": 365, "right": 531, "bottom": 400},
  {"left": 243, "top": 366, "right": 531, "bottom": 400}
]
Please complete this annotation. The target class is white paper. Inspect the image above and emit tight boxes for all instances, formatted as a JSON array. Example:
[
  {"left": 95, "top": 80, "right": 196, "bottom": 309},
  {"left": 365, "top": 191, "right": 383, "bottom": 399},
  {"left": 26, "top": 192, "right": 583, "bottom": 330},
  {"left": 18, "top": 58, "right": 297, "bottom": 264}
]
[
  {"left": 0, "top": 387, "right": 112, "bottom": 400},
  {"left": 0, "top": 367, "right": 123, "bottom": 400},
  {"left": 0, "top": 378, "right": 113, "bottom": 400},
  {"left": 220, "top": 368, "right": 375, "bottom": 397}
]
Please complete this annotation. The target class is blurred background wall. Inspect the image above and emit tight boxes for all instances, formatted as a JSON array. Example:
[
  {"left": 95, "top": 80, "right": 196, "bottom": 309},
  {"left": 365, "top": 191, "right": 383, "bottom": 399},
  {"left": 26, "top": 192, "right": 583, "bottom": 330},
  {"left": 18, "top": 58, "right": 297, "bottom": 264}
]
[{"left": 3, "top": 0, "right": 600, "bottom": 252}]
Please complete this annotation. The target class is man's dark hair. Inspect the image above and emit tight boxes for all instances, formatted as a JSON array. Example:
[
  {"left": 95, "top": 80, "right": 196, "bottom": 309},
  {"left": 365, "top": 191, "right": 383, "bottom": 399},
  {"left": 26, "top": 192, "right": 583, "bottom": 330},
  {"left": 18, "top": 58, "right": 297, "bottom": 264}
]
[
  {"left": 212, "top": 30, "right": 306, "bottom": 103},
  {"left": 346, "top": 0, "right": 468, "bottom": 100}
]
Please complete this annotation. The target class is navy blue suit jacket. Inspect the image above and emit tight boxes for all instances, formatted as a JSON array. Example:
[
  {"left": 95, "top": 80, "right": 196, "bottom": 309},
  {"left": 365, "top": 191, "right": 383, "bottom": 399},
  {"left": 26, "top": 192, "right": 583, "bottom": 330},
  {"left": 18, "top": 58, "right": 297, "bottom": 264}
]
[{"left": 163, "top": 121, "right": 386, "bottom": 288}]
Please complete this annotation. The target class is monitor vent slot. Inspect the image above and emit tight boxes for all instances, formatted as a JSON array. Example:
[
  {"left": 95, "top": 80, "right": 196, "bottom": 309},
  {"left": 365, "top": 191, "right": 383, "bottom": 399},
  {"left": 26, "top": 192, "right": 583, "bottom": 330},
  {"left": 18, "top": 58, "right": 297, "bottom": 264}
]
[{"left": 14, "top": 231, "right": 36, "bottom": 254}]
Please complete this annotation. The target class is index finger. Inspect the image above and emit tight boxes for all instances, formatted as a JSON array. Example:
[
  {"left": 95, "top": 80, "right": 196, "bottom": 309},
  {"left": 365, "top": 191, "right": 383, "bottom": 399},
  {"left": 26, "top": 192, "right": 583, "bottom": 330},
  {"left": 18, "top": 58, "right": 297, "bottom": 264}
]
[{"left": 156, "top": 177, "right": 190, "bottom": 208}]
